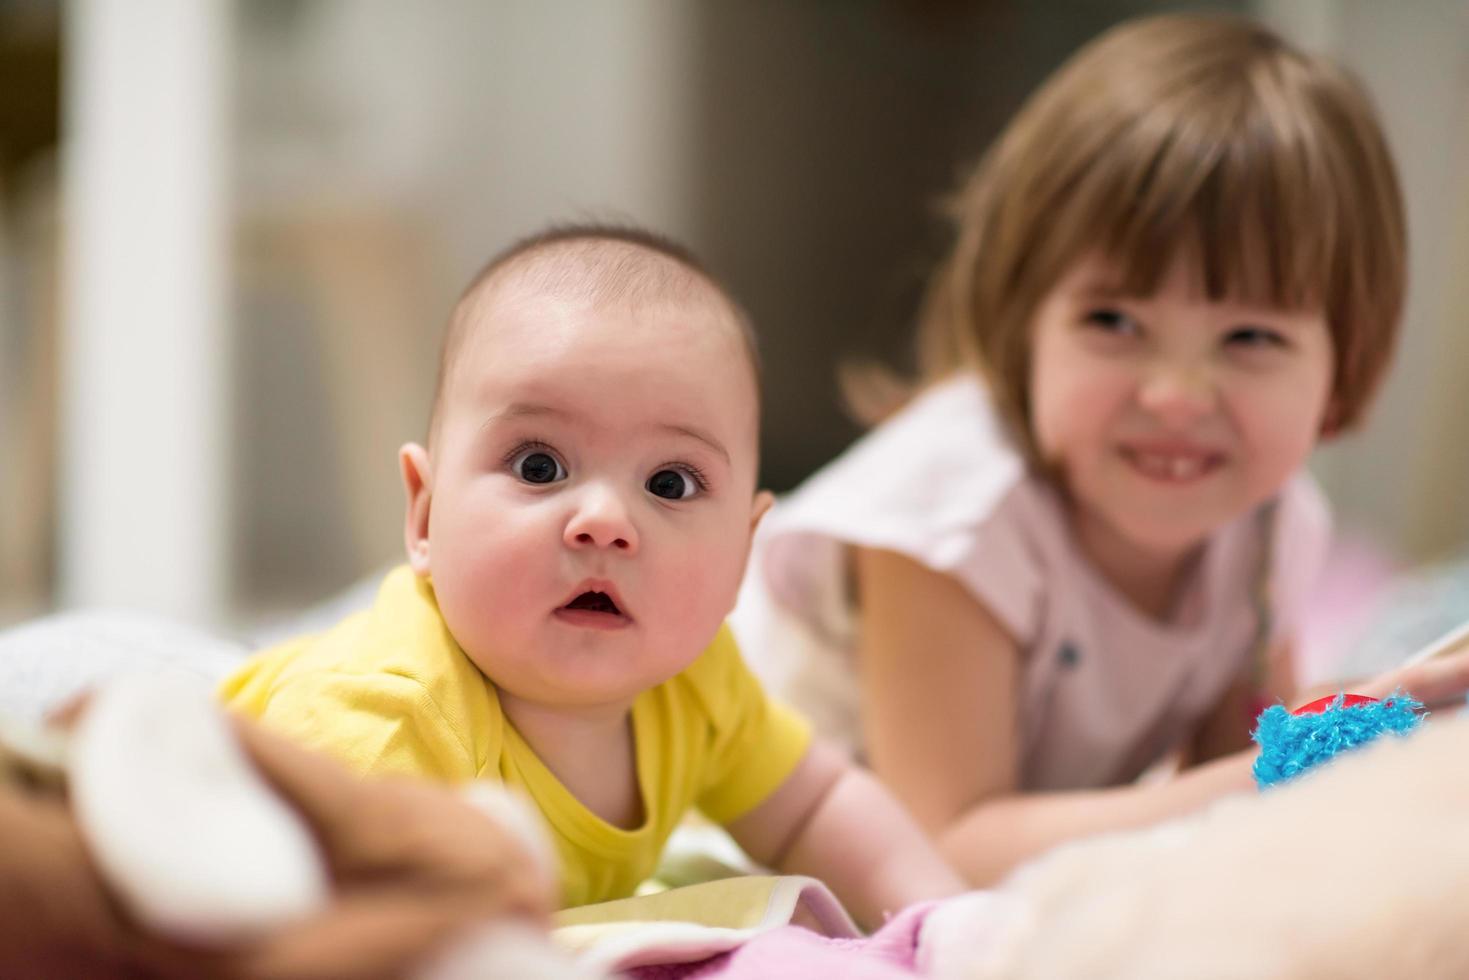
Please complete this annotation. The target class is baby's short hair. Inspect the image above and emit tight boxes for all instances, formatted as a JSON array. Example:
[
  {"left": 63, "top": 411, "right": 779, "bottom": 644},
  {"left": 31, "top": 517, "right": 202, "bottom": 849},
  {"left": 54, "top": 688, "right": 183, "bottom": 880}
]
[{"left": 428, "top": 223, "right": 760, "bottom": 445}]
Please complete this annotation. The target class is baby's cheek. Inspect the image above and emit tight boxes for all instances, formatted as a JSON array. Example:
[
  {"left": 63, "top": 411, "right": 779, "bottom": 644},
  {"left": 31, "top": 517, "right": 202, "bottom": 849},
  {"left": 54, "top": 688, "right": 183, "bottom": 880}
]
[
  {"left": 436, "top": 530, "right": 544, "bottom": 632},
  {"left": 657, "top": 553, "right": 738, "bottom": 630}
]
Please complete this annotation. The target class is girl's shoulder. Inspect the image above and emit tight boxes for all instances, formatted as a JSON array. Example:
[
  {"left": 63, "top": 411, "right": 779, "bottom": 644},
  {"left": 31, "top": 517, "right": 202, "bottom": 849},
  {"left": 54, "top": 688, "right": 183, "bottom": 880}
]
[
  {"left": 754, "top": 373, "right": 1056, "bottom": 645},
  {"left": 769, "top": 373, "right": 1032, "bottom": 551}
]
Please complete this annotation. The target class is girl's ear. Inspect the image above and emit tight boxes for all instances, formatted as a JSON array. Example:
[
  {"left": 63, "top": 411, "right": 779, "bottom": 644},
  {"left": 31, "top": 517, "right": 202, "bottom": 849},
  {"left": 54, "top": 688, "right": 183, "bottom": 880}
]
[
  {"left": 1318, "top": 398, "right": 1344, "bottom": 440},
  {"left": 399, "top": 443, "right": 433, "bottom": 575}
]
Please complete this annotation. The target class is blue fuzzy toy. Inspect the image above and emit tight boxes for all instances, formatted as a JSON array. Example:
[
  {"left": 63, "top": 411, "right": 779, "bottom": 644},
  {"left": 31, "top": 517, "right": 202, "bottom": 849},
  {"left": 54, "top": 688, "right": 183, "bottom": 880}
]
[{"left": 1251, "top": 692, "right": 1424, "bottom": 789}]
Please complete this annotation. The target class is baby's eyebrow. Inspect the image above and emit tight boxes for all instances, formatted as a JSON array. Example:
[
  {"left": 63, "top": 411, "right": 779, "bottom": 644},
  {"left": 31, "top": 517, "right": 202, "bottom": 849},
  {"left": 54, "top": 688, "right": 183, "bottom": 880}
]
[
  {"left": 481, "top": 402, "right": 570, "bottom": 429},
  {"left": 481, "top": 403, "right": 730, "bottom": 464},
  {"left": 659, "top": 423, "right": 730, "bottom": 465}
]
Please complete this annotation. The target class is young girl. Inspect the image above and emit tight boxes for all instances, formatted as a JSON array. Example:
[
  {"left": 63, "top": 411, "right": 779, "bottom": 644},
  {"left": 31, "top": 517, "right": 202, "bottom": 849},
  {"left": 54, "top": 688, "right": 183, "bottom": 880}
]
[{"left": 734, "top": 13, "right": 1469, "bottom": 886}]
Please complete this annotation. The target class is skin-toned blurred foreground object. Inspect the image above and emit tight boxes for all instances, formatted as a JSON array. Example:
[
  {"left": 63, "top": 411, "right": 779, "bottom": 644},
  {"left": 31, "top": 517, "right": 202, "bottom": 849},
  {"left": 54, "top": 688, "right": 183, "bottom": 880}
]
[
  {"left": 918, "top": 711, "right": 1469, "bottom": 980},
  {"left": 0, "top": 674, "right": 577, "bottom": 980},
  {"left": 68, "top": 674, "right": 331, "bottom": 943}
]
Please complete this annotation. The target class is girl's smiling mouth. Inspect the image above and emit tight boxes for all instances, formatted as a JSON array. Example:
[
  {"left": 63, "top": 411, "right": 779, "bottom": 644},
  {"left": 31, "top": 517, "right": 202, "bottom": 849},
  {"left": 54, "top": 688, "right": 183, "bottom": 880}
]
[{"left": 1118, "top": 444, "right": 1226, "bottom": 484}]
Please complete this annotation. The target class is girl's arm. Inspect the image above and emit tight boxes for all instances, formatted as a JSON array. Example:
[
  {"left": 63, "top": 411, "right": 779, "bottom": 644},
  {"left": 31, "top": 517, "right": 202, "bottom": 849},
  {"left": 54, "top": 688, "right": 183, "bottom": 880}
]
[
  {"left": 723, "top": 740, "right": 965, "bottom": 931},
  {"left": 1188, "top": 676, "right": 1254, "bottom": 764},
  {"left": 1312, "top": 631, "right": 1469, "bottom": 711},
  {"left": 854, "top": 546, "right": 1259, "bottom": 886},
  {"left": 1192, "top": 638, "right": 1300, "bottom": 765}
]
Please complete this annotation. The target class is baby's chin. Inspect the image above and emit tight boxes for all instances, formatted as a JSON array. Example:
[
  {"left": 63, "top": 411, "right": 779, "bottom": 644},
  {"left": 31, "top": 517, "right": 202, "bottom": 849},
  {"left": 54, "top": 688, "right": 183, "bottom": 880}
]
[
  {"left": 491, "top": 677, "right": 656, "bottom": 717},
  {"left": 474, "top": 646, "right": 695, "bottom": 710}
]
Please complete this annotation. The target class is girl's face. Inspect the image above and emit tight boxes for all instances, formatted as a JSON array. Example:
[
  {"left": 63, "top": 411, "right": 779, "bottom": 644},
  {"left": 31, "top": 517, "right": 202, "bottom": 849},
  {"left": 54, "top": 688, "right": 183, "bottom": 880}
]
[{"left": 1029, "top": 254, "right": 1335, "bottom": 560}]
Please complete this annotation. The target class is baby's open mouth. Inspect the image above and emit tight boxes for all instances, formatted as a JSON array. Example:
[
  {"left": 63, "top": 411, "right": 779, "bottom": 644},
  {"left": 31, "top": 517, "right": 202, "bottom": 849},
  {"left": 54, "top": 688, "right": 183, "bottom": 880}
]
[
  {"left": 554, "top": 583, "right": 632, "bottom": 630},
  {"left": 564, "top": 591, "right": 622, "bottom": 616}
]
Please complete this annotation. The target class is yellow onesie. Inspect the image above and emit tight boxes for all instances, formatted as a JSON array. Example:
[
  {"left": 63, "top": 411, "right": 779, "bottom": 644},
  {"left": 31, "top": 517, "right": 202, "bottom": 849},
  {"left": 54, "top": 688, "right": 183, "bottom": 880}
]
[{"left": 220, "top": 566, "right": 812, "bottom": 907}]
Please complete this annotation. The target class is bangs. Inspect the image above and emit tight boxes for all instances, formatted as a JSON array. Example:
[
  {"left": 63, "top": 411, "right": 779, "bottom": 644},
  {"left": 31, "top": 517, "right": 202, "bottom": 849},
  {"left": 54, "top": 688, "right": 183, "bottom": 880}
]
[
  {"left": 1061, "top": 86, "right": 1341, "bottom": 313},
  {"left": 923, "top": 14, "right": 1405, "bottom": 446}
]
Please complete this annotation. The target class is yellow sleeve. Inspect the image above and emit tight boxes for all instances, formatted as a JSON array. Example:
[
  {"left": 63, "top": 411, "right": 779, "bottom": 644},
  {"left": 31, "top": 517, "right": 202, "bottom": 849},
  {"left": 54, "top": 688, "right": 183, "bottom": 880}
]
[
  {"left": 233, "top": 669, "right": 480, "bottom": 782},
  {"left": 690, "top": 626, "right": 813, "bottom": 825}
]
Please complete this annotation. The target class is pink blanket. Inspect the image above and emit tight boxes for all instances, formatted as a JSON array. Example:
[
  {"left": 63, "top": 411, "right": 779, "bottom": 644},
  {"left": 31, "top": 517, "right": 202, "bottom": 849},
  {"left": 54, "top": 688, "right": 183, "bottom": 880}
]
[{"left": 628, "top": 902, "right": 936, "bottom": 980}]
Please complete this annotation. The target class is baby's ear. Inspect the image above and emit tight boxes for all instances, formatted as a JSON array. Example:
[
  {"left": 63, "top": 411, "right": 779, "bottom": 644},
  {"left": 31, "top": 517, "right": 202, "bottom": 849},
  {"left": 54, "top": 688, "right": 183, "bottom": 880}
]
[
  {"left": 750, "top": 490, "right": 775, "bottom": 534},
  {"left": 399, "top": 443, "right": 433, "bottom": 575}
]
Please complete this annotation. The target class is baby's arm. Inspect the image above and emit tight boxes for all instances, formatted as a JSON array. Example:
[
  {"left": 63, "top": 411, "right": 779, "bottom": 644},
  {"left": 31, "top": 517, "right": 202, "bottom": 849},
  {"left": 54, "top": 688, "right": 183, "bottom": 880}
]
[
  {"left": 724, "top": 739, "right": 965, "bottom": 930},
  {"left": 854, "top": 546, "right": 1260, "bottom": 886}
]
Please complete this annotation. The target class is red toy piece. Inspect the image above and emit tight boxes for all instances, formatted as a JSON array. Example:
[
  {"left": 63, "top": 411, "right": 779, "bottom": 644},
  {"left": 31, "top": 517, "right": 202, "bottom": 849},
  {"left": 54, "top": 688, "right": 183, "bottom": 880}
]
[{"left": 1292, "top": 693, "right": 1378, "bottom": 716}]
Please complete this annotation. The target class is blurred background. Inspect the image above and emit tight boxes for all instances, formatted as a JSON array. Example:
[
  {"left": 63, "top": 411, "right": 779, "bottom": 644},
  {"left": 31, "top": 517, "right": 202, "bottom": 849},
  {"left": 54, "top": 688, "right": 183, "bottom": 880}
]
[{"left": 2, "top": 1, "right": 1468, "bottom": 653}]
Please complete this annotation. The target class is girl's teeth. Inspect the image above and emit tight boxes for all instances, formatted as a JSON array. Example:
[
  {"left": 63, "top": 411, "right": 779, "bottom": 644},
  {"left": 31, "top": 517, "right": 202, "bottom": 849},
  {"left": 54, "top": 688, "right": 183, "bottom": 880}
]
[{"left": 1136, "top": 453, "right": 1206, "bottom": 479}]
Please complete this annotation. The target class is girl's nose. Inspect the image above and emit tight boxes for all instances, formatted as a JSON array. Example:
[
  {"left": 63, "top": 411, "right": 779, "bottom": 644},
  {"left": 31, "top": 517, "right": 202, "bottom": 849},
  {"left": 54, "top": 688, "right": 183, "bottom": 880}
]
[
  {"left": 564, "top": 483, "right": 639, "bottom": 554},
  {"left": 1137, "top": 362, "right": 1218, "bottom": 428}
]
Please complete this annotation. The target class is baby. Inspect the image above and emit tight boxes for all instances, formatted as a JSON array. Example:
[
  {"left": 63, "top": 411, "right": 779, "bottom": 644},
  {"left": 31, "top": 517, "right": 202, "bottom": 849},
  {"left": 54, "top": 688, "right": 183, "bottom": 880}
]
[{"left": 222, "top": 225, "right": 963, "bottom": 926}]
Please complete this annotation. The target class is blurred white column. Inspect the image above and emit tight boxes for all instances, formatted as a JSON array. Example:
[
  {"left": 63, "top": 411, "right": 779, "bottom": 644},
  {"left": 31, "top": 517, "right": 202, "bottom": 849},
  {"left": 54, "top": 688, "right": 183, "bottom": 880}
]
[{"left": 60, "top": 0, "right": 231, "bottom": 621}]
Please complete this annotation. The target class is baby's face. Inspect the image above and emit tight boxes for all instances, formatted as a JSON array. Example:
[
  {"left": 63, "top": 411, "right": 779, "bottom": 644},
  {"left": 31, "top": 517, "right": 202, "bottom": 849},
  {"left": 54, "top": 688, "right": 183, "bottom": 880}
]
[{"left": 414, "top": 286, "right": 766, "bottom": 713}]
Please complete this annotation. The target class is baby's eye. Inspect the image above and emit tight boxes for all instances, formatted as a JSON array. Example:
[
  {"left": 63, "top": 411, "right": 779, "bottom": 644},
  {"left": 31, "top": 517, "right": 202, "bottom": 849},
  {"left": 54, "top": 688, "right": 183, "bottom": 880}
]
[
  {"left": 646, "top": 467, "right": 704, "bottom": 501},
  {"left": 1082, "top": 308, "right": 1140, "bottom": 335},
  {"left": 1225, "top": 326, "right": 1288, "bottom": 349},
  {"left": 510, "top": 447, "right": 566, "bottom": 485}
]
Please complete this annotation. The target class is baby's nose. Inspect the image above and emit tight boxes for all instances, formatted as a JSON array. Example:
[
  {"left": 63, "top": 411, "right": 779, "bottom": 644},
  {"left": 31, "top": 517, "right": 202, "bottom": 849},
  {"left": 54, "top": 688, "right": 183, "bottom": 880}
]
[{"left": 564, "top": 485, "right": 639, "bottom": 554}]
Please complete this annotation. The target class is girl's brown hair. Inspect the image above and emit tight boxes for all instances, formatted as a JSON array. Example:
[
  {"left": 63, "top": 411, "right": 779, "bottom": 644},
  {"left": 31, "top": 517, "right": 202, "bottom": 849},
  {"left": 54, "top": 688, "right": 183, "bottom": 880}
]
[{"left": 897, "top": 13, "right": 1405, "bottom": 464}]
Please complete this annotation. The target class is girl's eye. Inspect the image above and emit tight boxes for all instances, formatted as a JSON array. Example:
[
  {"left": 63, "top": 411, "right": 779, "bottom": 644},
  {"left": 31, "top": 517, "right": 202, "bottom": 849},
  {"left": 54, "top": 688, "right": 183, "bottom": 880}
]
[
  {"left": 1225, "top": 326, "right": 1288, "bottom": 349},
  {"left": 646, "top": 467, "right": 703, "bottom": 501},
  {"left": 510, "top": 448, "right": 566, "bottom": 484},
  {"left": 1082, "top": 308, "right": 1140, "bottom": 336}
]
